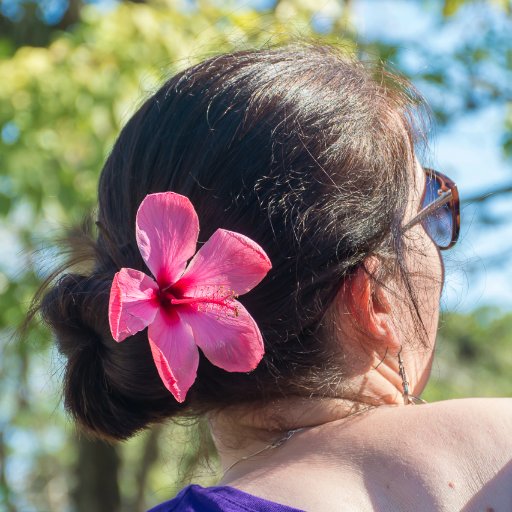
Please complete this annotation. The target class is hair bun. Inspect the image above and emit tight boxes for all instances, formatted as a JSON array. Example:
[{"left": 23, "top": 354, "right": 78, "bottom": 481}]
[
  {"left": 41, "top": 272, "right": 181, "bottom": 442},
  {"left": 42, "top": 273, "right": 109, "bottom": 353}
]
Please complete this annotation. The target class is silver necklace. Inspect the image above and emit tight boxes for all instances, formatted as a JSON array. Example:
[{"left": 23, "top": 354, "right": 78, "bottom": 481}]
[
  {"left": 222, "top": 404, "right": 379, "bottom": 477},
  {"left": 223, "top": 427, "right": 305, "bottom": 475}
]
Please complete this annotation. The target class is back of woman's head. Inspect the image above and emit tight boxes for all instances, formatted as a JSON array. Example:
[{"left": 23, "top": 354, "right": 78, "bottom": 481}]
[{"left": 39, "top": 42, "right": 426, "bottom": 442}]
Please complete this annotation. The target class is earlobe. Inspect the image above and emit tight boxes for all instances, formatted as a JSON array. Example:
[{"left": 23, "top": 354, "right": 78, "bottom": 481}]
[
  {"left": 344, "top": 260, "right": 401, "bottom": 352},
  {"left": 371, "top": 283, "right": 401, "bottom": 350}
]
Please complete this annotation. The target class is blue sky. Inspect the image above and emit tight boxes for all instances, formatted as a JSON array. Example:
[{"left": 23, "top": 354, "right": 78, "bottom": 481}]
[
  {"left": 2, "top": 2, "right": 511, "bottom": 505},
  {"left": 350, "top": 0, "right": 512, "bottom": 312},
  {"left": 2, "top": 0, "right": 511, "bottom": 312}
]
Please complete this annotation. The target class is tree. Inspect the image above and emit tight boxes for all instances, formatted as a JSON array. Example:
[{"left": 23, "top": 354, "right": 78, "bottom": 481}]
[{"left": 1, "top": 0, "right": 511, "bottom": 510}]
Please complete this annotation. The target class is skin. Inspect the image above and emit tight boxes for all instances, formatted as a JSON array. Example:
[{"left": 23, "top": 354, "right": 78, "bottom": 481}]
[{"left": 209, "top": 159, "right": 512, "bottom": 511}]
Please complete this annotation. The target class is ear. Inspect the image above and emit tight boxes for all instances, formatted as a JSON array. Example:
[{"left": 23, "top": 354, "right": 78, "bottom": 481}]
[{"left": 343, "top": 257, "right": 401, "bottom": 352}]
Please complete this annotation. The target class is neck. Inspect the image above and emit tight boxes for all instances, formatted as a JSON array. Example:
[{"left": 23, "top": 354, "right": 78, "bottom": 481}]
[{"left": 210, "top": 350, "right": 409, "bottom": 480}]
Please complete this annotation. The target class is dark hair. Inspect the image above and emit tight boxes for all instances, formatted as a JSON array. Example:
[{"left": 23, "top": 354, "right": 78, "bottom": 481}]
[{"left": 38, "top": 41, "right": 428, "bottom": 442}]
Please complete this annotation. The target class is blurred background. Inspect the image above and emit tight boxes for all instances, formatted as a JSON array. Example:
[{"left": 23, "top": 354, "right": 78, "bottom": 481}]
[{"left": 1, "top": 0, "right": 512, "bottom": 510}]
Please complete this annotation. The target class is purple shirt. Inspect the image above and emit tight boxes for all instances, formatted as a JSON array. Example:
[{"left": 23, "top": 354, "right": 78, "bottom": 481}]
[{"left": 147, "top": 484, "right": 306, "bottom": 511}]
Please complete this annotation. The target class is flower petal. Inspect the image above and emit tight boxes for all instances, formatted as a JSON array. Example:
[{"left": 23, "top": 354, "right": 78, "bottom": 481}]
[
  {"left": 147, "top": 309, "right": 199, "bottom": 402},
  {"left": 177, "top": 229, "right": 271, "bottom": 297},
  {"left": 109, "top": 268, "right": 159, "bottom": 342},
  {"left": 136, "top": 192, "right": 199, "bottom": 286},
  {"left": 178, "top": 300, "right": 265, "bottom": 373}
]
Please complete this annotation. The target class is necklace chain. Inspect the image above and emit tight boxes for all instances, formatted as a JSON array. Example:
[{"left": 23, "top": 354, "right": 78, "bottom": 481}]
[
  {"left": 221, "top": 354, "right": 428, "bottom": 477},
  {"left": 221, "top": 404, "right": 377, "bottom": 477},
  {"left": 223, "top": 427, "right": 305, "bottom": 475}
]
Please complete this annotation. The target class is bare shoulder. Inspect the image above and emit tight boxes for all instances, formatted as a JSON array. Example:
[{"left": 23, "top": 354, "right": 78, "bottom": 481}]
[
  {"left": 370, "top": 398, "right": 512, "bottom": 511},
  {"left": 292, "top": 397, "right": 512, "bottom": 463},
  {"left": 362, "top": 397, "right": 512, "bottom": 454},
  {"left": 424, "top": 396, "right": 512, "bottom": 418},
  {"left": 230, "top": 400, "right": 512, "bottom": 511},
  {"left": 411, "top": 396, "right": 512, "bottom": 417},
  {"left": 327, "top": 398, "right": 512, "bottom": 511},
  {"left": 409, "top": 397, "right": 512, "bottom": 442},
  {"left": 409, "top": 398, "right": 512, "bottom": 511}
]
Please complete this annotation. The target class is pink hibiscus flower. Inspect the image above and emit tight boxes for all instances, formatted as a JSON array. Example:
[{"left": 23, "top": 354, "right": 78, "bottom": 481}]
[{"left": 108, "top": 192, "right": 271, "bottom": 402}]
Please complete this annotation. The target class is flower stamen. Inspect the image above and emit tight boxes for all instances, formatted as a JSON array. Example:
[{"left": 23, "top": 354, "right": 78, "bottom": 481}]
[{"left": 170, "top": 289, "right": 239, "bottom": 316}]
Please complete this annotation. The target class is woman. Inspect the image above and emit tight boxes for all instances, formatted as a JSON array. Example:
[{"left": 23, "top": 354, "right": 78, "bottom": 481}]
[{"left": 39, "top": 42, "right": 512, "bottom": 511}]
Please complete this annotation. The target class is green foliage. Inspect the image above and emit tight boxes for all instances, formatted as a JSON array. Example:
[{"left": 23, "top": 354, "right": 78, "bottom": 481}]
[
  {"left": 442, "top": 0, "right": 471, "bottom": 16},
  {"left": 0, "top": 0, "right": 511, "bottom": 510},
  {"left": 442, "top": 0, "right": 511, "bottom": 16},
  {"left": 424, "top": 307, "right": 512, "bottom": 401},
  {"left": 0, "top": 2, "right": 351, "bottom": 509}
]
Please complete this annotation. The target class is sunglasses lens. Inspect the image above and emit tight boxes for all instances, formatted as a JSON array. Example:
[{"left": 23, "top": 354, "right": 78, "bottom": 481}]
[{"left": 421, "top": 174, "right": 454, "bottom": 249}]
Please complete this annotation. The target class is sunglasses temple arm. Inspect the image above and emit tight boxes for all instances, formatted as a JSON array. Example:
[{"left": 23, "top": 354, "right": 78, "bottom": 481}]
[{"left": 403, "top": 191, "right": 453, "bottom": 231}]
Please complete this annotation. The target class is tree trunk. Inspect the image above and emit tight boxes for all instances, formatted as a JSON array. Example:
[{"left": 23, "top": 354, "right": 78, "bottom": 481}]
[
  {"left": 131, "top": 426, "right": 163, "bottom": 512},
  {"left": 71, "top": 435, "right": 121, "bottom": 512}
]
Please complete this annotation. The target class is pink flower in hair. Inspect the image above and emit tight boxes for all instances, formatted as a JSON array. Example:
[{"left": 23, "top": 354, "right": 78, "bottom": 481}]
[{"left": 108, "top": 192, "right": 271, "bottom": 402}]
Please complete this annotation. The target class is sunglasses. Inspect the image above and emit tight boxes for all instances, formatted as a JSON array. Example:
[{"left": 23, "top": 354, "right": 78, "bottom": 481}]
[{"left": 403, "top": 167, "right": 460, "bottom": 250}]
